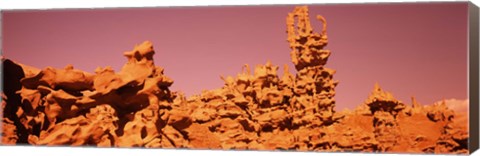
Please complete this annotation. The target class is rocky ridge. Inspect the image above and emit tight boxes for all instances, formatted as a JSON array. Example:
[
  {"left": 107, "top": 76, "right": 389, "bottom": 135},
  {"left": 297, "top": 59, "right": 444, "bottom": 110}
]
[{"left": 1, "top": 6, "right": 469, "bottom": 154}]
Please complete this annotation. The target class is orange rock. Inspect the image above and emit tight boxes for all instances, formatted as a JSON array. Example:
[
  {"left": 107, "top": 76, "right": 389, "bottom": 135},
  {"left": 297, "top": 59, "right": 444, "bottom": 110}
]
[
  {"left": 184, "top": 123, "right": 221, "bottom": 149},
  {"left": 1, "top": 118, "right": 18, "bottom": 145},
  {"left": 0, "top": 6, "right": 468, "bottom": 155}
]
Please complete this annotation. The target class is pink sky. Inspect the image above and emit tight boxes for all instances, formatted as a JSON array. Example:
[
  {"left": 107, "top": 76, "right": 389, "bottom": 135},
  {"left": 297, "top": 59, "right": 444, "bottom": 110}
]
[{"left": 2, "top": 2, "right": 468, "bottom": 110}]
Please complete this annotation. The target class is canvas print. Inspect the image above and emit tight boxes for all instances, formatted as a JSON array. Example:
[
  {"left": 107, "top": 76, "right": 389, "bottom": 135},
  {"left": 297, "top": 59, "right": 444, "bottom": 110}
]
[{"left": 1, "top": 2, "right": 478, "bottom": 155}]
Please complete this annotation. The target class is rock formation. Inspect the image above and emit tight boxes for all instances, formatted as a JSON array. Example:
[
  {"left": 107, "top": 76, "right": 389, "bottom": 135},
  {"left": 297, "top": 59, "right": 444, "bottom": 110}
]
[{"left": 0, "top": 6, "right": 469, "bottom": 155}]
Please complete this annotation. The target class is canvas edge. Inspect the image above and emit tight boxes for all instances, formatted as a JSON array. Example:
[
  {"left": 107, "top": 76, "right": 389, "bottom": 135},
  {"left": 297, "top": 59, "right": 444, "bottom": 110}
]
[
  {"left": 0, "top": 1, "right": 470, "bottom": 13},
  {"left": 468, "top": 1, "right": 480, "bottom": 154},
  {"left": 0, "top": 7, "right": 4, "bottom": 144}
]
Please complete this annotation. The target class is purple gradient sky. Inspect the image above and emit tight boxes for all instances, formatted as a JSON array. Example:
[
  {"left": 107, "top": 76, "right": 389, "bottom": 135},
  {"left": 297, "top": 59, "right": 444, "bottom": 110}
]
[{"left": 2, "top": 2, "right": 468, "bottom": 110}]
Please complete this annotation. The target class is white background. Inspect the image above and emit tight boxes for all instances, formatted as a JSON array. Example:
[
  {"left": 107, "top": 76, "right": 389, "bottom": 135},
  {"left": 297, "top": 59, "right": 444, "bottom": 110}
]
[{"left": 0, "top": 0, "right": 479, "bottom": 156}]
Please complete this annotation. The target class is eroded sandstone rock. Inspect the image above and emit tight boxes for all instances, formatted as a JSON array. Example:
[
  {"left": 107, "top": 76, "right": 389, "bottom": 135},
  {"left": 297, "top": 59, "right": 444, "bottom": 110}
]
[{"left": 0, "top": 6, "right": 468, "bottom": 155}]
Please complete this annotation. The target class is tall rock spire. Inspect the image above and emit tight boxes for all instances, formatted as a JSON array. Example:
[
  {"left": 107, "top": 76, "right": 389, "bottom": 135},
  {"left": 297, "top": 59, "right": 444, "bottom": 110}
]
[{"left": 286, "top": 6, "right": 338, "bottom": 126}]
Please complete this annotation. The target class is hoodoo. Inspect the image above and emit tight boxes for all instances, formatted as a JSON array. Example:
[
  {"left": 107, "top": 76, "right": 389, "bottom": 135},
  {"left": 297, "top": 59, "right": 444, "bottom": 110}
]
[{"left": 1, "top": 6, "right": 468, "bottom": 154}]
